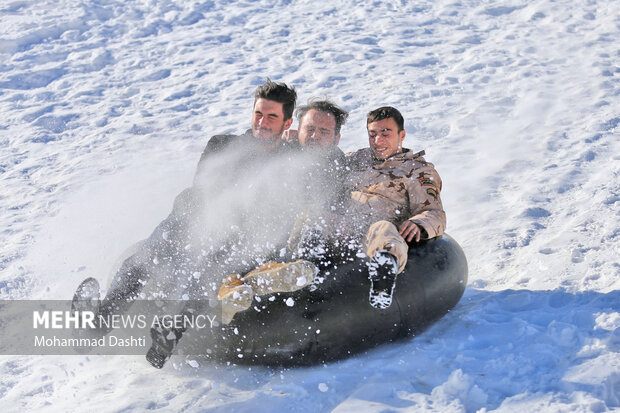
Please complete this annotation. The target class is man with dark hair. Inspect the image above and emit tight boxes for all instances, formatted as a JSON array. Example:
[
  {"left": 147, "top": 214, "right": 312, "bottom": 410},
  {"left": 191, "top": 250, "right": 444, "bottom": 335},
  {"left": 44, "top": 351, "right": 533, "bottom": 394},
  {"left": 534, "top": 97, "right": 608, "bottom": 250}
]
[
  {"left": 107, "top": 78, "right": 299, "bottom": 309},
  {"left": 72, "top": 79, "right": 316, "bottom": 367},
  {"left": 294, "top": 99, "right": 349, "bottom": 147},
  {"left": 346, "top": 106, "right": 446, "bottom": 309},
  {"left": 250, "top": 79, "right": 297, "bottom": 147},
  {"left": 254, "top": 79, "right": 297, "bottom": 119},
  {"left": 366, "top": 105, "right": 405, "bottom": 131},
  {"left": 291, "top": 99, "right": 349, "bottom": 208},
  {"left": 195, "top": 78, "right": 297, "bottom": 174}
]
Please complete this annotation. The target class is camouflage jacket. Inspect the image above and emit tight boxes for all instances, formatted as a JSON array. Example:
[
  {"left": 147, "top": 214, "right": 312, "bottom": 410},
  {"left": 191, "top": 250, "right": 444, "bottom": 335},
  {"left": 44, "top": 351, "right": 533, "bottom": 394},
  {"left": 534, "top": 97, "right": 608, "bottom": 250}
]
[{"left": 345, "top": 148, "right": 446, "bottom": 239}]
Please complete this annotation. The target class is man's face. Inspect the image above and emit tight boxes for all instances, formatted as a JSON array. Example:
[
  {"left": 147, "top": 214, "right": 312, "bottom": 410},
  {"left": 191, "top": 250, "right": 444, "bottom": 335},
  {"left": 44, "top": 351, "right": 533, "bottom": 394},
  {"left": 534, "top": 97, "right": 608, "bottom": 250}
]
[
  {"left": 298, "top": 109, "right": 340, "bottom": 148},
  {"left": 367, "top": 117, "right": 405, "bottom": 160},
  {"left": 252, "top": 98, "right": 293, "bottom": 144}
]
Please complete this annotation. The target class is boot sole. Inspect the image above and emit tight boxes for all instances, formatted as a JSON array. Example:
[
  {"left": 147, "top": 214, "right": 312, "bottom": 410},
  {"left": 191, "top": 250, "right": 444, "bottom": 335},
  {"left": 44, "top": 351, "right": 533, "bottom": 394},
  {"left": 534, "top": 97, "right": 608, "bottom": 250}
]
[{"left": 368, "top": 253, "right": 399, "bottom": 310}]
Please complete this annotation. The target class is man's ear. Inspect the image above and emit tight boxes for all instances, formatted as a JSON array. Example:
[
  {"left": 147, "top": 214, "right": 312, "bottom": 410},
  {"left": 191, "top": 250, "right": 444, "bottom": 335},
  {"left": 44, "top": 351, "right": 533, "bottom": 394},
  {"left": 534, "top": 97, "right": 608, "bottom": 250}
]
[
  {"left": 399, "top": 129, "right": 406, "bottom": 144},
  {"left": 334, "top": 133, "right": 341, "bottom": 146},
  {"left": 284, "top": 118, "right": 293, "bottom": 130}
]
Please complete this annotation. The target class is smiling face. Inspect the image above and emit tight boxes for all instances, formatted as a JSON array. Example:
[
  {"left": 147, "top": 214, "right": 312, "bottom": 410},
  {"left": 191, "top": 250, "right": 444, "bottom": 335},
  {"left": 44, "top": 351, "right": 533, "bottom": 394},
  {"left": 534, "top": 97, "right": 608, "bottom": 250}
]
[
  {"left": 367, "top": 117, "right": 406, "bottom": 159},
  {"left": 298, "top": 109, "right": 340, "bottom": 148},
  {"left": 251, "top": 98, "right": 293, "bottom": 144}
]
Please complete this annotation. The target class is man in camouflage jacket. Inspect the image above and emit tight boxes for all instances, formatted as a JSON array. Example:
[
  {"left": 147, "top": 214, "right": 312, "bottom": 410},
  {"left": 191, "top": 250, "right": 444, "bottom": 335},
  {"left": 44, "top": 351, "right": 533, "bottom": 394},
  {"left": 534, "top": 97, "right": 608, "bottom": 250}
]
[{"left": 341, "top": 106, "right": 446, "bottom": 308}]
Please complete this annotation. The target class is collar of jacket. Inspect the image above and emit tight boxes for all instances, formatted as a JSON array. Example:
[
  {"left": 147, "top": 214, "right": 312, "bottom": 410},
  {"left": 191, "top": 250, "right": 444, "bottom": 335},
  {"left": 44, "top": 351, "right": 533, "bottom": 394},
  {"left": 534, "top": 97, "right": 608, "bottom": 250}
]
[
  {"left": 371, "top": 148, "right": 426, "bottom": 164},
  {"left": 300, "top": 144, "right": 345, "bottom": 158},
  {"left": 241, "top": 129, "right": 300, "bottom": 154}
]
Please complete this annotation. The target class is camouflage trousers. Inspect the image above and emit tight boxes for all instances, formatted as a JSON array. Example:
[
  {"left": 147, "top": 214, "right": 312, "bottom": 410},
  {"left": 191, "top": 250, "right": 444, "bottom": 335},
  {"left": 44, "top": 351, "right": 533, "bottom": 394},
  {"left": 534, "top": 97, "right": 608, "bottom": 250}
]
[{"left": 364, "top": 220, "right": 408, "bottom": 274}]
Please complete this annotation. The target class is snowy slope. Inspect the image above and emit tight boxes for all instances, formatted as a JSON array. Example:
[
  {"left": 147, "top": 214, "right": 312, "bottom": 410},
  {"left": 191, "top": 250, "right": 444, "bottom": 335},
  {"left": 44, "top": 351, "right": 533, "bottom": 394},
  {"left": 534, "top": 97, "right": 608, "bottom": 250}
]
[{"left": 0, "top": 0, "right": 618, "bottom": 411}]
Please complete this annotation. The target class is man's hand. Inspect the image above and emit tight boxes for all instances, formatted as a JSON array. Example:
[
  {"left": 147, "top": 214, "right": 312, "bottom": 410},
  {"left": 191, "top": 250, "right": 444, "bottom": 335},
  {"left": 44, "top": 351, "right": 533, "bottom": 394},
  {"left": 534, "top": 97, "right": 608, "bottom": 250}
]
[
  {"left": 399, "top": 221, "right": 422, "bottom": 243},
  {"left": 282, "top": 129, "right": 299, "bottom": 143}
]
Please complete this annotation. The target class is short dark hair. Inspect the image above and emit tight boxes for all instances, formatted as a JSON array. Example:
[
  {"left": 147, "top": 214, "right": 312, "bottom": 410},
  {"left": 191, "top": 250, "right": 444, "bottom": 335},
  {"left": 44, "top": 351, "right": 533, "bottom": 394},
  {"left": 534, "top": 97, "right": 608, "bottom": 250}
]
[
  {"left": 366, "top": 106, "right": 404, "bottom": 132},
  {"left": 295, "top": 99, "right": 349, "bottom": 135},
  {"left": 254, "top": 78, "right": 297, "bottom": 120}
]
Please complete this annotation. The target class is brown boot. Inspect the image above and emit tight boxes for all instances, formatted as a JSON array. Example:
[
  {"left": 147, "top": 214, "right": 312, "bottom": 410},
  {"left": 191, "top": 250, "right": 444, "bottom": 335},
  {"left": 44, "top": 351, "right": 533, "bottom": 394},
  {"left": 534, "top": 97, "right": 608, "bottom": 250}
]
[
  {"left": 217, "top": 274, "right": 246, "bottom": 299},
  {"left": 217, "top": 274, "right": 254, "bottom": 325},
  {"left": 242, "top": 260, "right": 318, "bottom": 296}
]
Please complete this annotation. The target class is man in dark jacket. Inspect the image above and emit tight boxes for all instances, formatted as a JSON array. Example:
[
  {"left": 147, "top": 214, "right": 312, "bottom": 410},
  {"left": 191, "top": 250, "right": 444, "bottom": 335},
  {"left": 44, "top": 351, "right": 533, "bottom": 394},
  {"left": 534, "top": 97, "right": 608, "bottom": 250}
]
[{"left": 73, "top": 79, "right": 299, "bottom": 322}]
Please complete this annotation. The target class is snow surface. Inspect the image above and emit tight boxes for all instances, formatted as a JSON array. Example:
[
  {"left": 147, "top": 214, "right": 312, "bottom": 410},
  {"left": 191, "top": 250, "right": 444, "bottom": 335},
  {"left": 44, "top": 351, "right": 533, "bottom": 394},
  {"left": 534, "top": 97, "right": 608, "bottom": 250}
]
[{"left": 1, "top": 0, "right": 619, "bottom": 411}]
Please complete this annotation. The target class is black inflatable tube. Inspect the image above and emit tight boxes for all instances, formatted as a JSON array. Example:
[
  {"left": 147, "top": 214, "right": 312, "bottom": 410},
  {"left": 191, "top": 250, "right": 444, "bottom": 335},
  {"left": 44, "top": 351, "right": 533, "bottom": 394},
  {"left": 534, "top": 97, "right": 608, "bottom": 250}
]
[{"left": 200, "top": 234, "right": 467, "bottom": 366}]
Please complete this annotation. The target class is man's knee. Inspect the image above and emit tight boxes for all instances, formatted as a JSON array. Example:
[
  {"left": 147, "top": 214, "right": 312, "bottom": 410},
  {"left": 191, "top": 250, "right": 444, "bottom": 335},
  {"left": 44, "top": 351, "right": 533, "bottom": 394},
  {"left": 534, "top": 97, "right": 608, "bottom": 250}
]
[
  {"left": 366, "top": 220, "right": 402, "bottom": 245},
  {"left": 365, "top": 220, "right": 408, "bottom": 273}
]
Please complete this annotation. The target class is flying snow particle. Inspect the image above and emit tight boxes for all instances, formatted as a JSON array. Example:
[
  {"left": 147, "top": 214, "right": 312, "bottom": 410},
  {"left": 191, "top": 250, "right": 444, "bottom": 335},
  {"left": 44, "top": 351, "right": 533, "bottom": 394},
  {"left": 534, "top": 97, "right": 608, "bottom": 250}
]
[
  {"left": 318, "top": 383, "right": 328, "bottom": 392},
  {"left": 285, "top": 297, "right": 295, "bottom": 307},
  {"left": 186, "top": 360, "right": 199, "bottom": 368}
]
